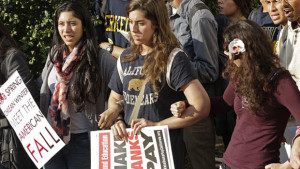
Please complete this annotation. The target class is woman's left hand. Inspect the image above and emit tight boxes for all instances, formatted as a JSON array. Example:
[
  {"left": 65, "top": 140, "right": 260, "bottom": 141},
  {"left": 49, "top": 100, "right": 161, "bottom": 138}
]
[
  {"left": 170, "top": 101, "right": 186, "bottom": 117},
  {"left": 131, "top": 118, "right": 157, "bottom": 135},
  {"left": 98, "top": 107, "right": 120, "bottom": 129},
  {"left": 290, "top": 136, "right": 300, "bottom": 169},
  {"left": 265, "top": 161, "right": 292, "bottom": 169}
]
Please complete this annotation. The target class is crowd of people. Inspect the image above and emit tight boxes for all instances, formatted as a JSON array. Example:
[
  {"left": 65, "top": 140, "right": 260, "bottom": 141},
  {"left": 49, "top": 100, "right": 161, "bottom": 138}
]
[{"left": 1, "top": 0, "right": 300, "bottom": 169}]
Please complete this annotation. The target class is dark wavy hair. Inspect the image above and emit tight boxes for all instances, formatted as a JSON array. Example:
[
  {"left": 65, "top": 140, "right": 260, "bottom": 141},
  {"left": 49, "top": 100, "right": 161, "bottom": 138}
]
[
  {"left": 222, "top": 20, "right": 288, "bottom": 114},
  {"left": 0, "top": 21, "right": 19, "bottom": 58},
  {"left": 233, "top": 0, "right": 252, "bottom": 18},
  {"left": 50, "top": 1, "right": 101, "bottom": 111},
  {"left": 125, "top": 0, "right": 180, "bottom": 91}
]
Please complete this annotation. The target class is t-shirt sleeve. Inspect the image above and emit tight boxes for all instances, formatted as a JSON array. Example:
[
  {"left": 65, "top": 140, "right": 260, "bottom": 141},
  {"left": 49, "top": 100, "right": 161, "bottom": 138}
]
[
  {"left": 108, "top": 59, "right": 123, "bottom": 95},
  {"left": 98, "top": 49, "right": 116, "bottom": 86},
  {"left": 274, "top": 75, "right": 300, "bottom": 124},
  {"left": 170, "top": 51, "right": 197, "bottom": 91}
]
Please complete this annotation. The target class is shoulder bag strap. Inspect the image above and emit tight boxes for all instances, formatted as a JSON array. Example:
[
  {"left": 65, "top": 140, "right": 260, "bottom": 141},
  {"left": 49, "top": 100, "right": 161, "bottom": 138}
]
[
  {"left": 117, "top": 56, "right": 124, "bottom": 83},
  {"left": 166, "top": 48, "right": 183, "bottom": 91},
  {"left": 127, "top": 48, "right": 182, "bottom": 124},
  {"left": 128, "top": 77, "right": 150, "bottom": 125}
]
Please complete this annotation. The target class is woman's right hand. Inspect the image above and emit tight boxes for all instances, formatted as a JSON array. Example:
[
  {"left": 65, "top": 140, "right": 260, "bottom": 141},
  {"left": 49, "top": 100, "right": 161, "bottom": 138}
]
[
  {"left": 98, "top": 107, "right": 120, "bottom": 130},
  {"left": 111, "top": 119, "right": 128, "bottom": 142},
  {"left": 170, "top": 101, "right": 186, "bottom": 117}
]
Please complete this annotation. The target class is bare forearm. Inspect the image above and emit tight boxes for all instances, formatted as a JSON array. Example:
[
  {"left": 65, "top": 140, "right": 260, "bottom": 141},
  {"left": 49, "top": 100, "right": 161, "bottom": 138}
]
[
  {"left": 99, "top": 42, "right": 125, "bottom": 59},
  {"left": 157, "top": 103, "right": 210, "bottom": 129},
  {"left": 157, "top": 79, "right": 211, "bottom": 129},
  {"left": 111, "top": 46, "right": 125, "bottom": 59},
  {"left": 107, "top": 96, "right": 123, "bottom": 114}
]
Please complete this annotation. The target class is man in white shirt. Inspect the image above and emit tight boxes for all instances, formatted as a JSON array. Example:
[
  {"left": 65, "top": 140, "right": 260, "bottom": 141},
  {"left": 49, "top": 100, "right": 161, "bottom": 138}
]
[{"left": 265, "top": 0, "right": 300, "bottom": 169}]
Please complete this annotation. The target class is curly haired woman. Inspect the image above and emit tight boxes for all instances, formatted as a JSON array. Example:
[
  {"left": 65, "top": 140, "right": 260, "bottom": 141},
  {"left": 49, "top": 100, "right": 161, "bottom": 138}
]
[{"left": 171, "top": 20, "right": 300, "bottom": 169}]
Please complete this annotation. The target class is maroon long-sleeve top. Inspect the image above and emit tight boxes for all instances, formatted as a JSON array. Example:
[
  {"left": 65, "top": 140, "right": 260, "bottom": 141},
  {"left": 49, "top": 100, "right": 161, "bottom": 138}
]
[{"left": 211, "top": 73, "right": 300, "bottom": 169}]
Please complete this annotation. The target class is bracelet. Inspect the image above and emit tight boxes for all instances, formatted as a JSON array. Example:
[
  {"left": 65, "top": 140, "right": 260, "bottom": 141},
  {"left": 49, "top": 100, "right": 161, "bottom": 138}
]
[
  {"left": 113, "top": 118, "right": 126, "bottom": 125},
  {"left": 116, "top": 100, "right": 124, "bottom": 109}
]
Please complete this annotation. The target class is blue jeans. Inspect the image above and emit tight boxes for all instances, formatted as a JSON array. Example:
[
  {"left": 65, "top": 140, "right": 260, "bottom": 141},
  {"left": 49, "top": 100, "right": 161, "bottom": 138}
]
[{"left": 44, "top": 132, "right": 90, "bottom": 169}]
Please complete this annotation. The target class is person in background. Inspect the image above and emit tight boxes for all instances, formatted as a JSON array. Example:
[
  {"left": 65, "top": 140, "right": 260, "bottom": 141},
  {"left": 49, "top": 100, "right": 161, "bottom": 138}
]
[
  {"left": 276, "top": 0, "right": 300, "bottom": 89},
  {"left": 266, "top": 1, "right": 291, "bottom": 166},
  {"left": 166, "top": 0, "right": 218, "bottom": 168},
  {"left": 0, "top": 21, "right": 38, "bottom": 169},
  {"left": 215, "top": 0, "right": 252, "bottom": 150},
  {"left": 265, "top": 0, "right": 300, "bottom": 168},
  {"left": 91, "top": 0, "right": 107, "bottom": 43},
  {"left": 171, "top": 20, "right": 300, "bottom": 169},
  {"left": 0, "top": 22, "right": 39, "bottom": 102},
  {"left": 266, "top": 0, "right": 287, "bottom": 27},
  {"left": 218, "top": 0, "right": 252, "bottom": 21},
  {"left": 101, "top": 0, "right": 211, "bottom": 168},
  {"left": 99, "top": 0, "right": 131, "bottom": 58},
  {"left": 249, "top": 0, "right": 279, "bottom": 42},
  {"left": 39, "top": 1, "right": 116, "bottom": 168},
  {"left": 265, "top": 0, "right": 288, "bottom": 54}
]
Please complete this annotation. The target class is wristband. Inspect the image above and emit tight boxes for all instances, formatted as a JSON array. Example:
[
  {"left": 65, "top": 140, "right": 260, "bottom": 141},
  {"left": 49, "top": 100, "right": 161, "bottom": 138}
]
[
  {"left": 106, "top": 44, "right": 113, "bottom": 53},
  {"left": 116, "top": 100, "right": 124, "bottom": 109}
]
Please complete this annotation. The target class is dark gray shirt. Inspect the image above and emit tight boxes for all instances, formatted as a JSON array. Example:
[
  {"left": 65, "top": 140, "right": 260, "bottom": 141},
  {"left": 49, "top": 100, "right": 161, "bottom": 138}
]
[{"left": 167, "top": 0, "right": 219, "bottom": 84}]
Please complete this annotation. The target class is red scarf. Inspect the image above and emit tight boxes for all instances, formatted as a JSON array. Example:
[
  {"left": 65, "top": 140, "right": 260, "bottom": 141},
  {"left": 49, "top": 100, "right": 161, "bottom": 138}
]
[{"left": 48, "top": 45, "right": 82, "bottom": 144}]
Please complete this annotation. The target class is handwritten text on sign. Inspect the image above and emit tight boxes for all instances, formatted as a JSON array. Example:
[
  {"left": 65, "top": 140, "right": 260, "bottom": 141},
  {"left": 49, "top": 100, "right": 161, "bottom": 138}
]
[{"left": 0, "top": 71, "right": 65, "bottom": 169}]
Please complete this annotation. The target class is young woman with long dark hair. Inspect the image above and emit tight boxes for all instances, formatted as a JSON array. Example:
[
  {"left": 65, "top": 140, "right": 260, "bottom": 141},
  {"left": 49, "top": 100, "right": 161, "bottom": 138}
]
[{"left": 39, "top": 1, "right": 116, "bottom": 168}]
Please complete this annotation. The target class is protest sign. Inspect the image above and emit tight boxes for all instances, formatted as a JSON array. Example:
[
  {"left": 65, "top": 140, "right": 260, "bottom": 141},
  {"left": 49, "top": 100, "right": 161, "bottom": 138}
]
[
  {"left": 0, "top": 71, "right": 65, "bottom": 169},
  {"left": 91, "top": 125, "right": 175, "bottom": 169}
]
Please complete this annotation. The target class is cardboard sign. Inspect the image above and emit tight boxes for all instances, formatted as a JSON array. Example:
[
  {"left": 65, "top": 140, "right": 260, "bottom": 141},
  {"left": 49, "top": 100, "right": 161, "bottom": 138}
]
[
  {"left": 0, "top": 71, "right": 65, "bottom": 169},
  {"left": 91, "top": 126, "right": 175, "bottom": 169}
]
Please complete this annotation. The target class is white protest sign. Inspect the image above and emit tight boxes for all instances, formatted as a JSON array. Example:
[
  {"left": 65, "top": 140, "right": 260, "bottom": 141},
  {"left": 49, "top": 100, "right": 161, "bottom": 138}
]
[
  {"left": 0, "top": 71, "right": 65, "bottom": 169},
  {"left": 91, "top": 125, "right": 175, "bottom": 169}
]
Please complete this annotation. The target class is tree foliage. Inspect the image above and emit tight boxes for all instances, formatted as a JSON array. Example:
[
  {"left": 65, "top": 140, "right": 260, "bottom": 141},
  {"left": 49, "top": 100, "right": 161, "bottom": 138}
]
[
  {"left": 0, "top": 0, "right": 261, "bottom": 77},
  {"left": 0, "top": 0, "right": 92, "bottom": 78}
]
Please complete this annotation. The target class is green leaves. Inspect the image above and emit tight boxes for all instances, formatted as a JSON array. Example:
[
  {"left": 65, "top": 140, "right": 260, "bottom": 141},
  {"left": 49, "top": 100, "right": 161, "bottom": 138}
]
[{"left": 0, "top": 0, "right": 92, "bottom": 78}]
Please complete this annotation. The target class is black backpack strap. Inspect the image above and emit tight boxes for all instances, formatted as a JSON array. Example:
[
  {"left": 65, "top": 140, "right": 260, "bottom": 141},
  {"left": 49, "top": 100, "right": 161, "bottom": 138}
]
[{"left": 189, "top": 3, "right": 209, "bottom": 29}]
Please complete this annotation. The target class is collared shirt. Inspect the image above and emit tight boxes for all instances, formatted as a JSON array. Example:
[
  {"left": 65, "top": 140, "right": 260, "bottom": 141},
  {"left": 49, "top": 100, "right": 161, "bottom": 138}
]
[{"left": 277, "top": 21, "right": 300, "bottom": 89}]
